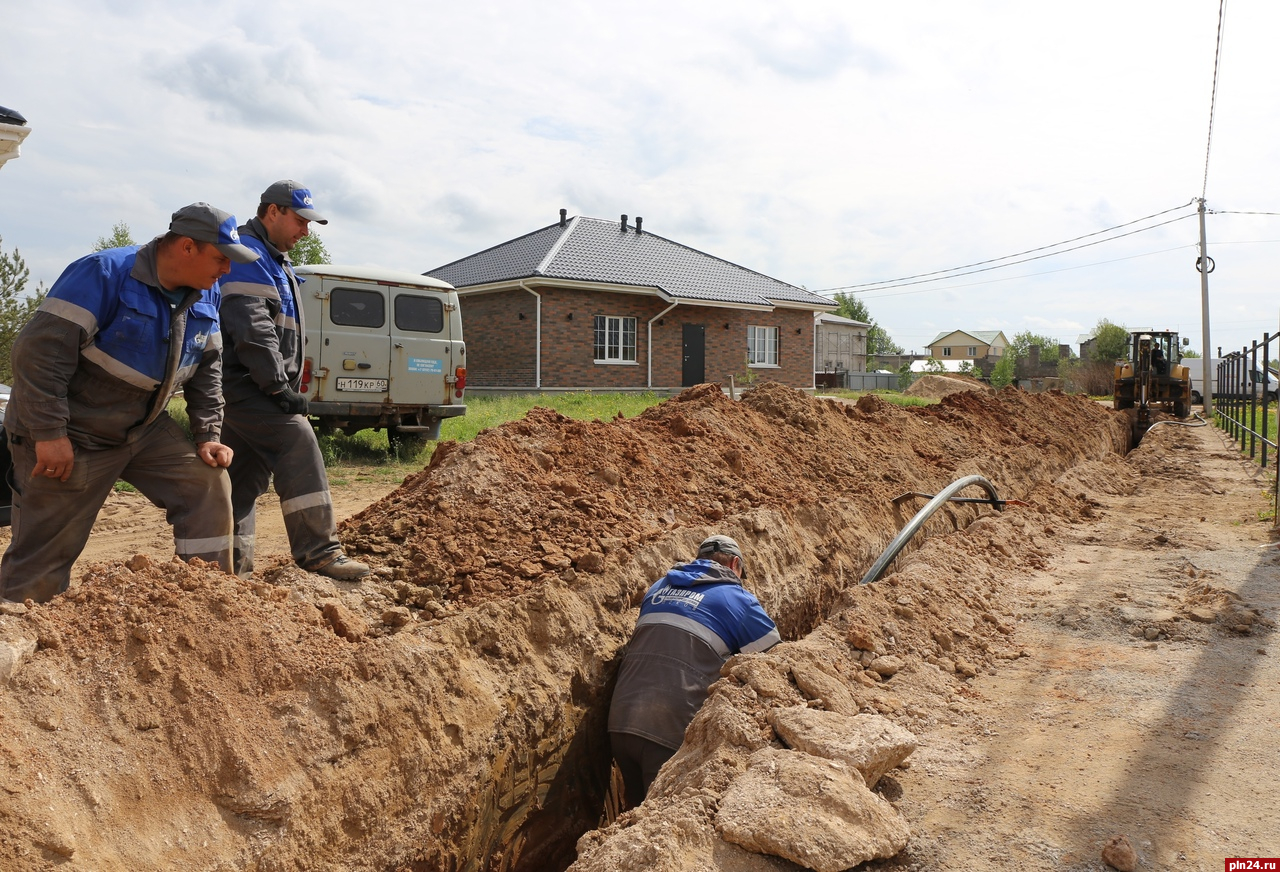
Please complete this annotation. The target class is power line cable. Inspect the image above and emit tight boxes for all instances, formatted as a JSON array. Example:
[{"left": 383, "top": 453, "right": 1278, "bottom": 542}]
[
  {"left": 858, "top": 242, "right": 1196, "bottom": 299},
  {"left": 1201, "top": 0, "right": 1229, "bottom": 200},
  {"left": 825, "top": 211, "right": 1198, "bottom": 296},
  {"left": 817, "top": 200, "right": 1196, "bottom": 294}
]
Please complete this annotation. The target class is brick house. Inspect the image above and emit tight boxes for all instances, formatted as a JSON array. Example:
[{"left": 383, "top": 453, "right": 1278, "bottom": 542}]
[{"left": 426, "top": 212, "right": 837, "bottom": 393}]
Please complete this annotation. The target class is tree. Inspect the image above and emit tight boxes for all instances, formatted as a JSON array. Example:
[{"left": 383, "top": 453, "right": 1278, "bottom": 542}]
[
  {"left": 1059, "top": 319, "right": 1130, "bottom": 396},
  {"left": 290, "top": 233, "right": 331, "bottom": 265},
  {"left": 989, "top": 354, "right": 1017, "bottom": 389},
  {"left": 1089, "top": 319, "right": 1130, "bottom": 363},
  {"left": 831, "top": 291, "right": 903, "bottom": 357},
  {"left": 0, "top": 236, "right": 47, "bottom": 384},
  {"left": 1008, "top": 330, "right": 1068, "bottom": 362},
  {"left": 94, "top": 221, "right": 136, "bottom": 251}
]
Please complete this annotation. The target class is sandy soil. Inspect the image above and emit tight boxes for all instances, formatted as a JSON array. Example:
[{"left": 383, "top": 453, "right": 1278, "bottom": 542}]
[
  {"left": 872, "top": 420, "right": 1280, "bottom": 871},
  {"left": 0, "top": 387, "right": 1275, "bottom": 872}
]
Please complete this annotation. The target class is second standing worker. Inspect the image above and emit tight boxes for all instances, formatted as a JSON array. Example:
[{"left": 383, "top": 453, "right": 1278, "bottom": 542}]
[{"left": 219, "top": 180, "right": 371, "bottom": 581}]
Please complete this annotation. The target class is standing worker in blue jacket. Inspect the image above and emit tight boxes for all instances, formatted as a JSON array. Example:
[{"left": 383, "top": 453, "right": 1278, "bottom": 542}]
[
  {"left": 0, "top": 203, "right": 253, "bottom": 603},
  {"left": 218, "top": 180, "right": 370, "bottom": 581},
  {"left": 609, "top": 534, "right": 781, "bottom": 807}
]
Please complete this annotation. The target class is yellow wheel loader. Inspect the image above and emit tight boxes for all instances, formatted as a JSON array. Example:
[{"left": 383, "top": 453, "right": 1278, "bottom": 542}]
[{"left": 1114, "top": 331, "right": 1192, "bottom": 441}]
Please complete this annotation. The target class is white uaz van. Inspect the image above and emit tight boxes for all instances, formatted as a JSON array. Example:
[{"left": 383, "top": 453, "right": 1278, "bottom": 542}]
[{"left": 293, "top": 265, "right": 467, "bottom": 445}]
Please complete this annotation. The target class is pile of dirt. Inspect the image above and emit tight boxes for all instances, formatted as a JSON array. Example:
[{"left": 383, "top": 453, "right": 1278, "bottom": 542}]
[
  {"left": 903, "top": 373, "right": 994, "bottom": 400},
  {"left": 0, "top": 383, "right": 1134, "bottom": 871}
]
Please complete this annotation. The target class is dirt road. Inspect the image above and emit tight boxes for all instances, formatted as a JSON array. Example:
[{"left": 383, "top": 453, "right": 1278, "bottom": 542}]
[{"left": 879, "top": 420, "right": 1280, "bottom": 871}]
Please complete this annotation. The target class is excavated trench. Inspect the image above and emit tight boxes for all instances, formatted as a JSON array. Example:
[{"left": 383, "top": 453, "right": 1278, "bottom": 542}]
[{"left": 0, "top": 383, "right": 1133, "bottom": 872}]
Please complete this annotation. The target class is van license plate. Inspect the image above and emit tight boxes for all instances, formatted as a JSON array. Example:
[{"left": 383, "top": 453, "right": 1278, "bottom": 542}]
[{"left": 336, "top": 378, "right": 388, "bottom": 392}]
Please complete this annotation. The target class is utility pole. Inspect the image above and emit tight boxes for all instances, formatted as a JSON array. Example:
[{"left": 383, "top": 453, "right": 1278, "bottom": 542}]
[{"left": 1197, "top": 199, "right": 1214, "bottom": 418}]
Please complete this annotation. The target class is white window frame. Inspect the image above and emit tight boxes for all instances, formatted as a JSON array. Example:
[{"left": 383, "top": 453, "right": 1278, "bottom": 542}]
[
  {"left": 967, "top": 346, "right": 978, "bottom": 357},
  {"left": 942, "top": 346, "right": 952, "bottom": 357},
  {"left": 593, "top": 315, "right": 637, "bottom": 364},
  {"left": 747, "top": 325, "right": 779, "bottom": 367}
]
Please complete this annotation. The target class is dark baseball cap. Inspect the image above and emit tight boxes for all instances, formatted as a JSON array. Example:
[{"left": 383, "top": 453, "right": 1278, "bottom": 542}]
[
  {"left": 260, "top": 179, "right": 328, "bottom": 224},
  {"left": 169, "top": 203, "right": 259, "bottom": 263},
  {"left": 698, "top": 534, "right": 747, "bottom": 580}
]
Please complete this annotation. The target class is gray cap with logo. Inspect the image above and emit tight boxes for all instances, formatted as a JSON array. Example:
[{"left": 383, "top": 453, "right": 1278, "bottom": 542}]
[
  {"left": 260, "top": 179, "right": 329, "bottom": 224},
  {"left": 169, "top": 203, "right": 259, "bottom": 263}
]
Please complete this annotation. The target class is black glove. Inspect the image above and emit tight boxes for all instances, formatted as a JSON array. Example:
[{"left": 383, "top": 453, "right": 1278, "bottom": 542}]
[{"left": 273, "top": 386, "right": 309, "bottom": 415}]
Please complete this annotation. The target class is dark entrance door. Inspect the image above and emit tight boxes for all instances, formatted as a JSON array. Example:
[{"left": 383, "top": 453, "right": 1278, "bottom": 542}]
[{"left": 682, "top": 324, "right": 706, "bottom": 386}]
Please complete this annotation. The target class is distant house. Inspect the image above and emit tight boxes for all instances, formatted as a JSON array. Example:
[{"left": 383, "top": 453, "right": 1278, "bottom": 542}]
[
  {"left": 814, "top": 313, "right": 869, "bottom": 375},
  {"left": 426, "top": 212, "right": 837, "bottom": 393},
  {"left": 926, "top": 330, "right": 1008, "bottom": 363},
  {"left": 1077, "top": 330, "right": 1098, "bottom": 361}
]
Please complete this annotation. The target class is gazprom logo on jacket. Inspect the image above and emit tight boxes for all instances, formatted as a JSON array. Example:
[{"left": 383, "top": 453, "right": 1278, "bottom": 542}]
[{"left": 650, "top": 588, "right": 705, "bottom": 609}]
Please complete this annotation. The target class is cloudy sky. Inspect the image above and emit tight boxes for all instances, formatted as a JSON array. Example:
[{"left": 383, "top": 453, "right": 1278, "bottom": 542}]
[{"left": 2, "top": 0, "right": 1278, "bottom": 358}]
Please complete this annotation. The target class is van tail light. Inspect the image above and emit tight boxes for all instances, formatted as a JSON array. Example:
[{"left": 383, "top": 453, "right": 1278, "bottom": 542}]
[
  {"left": 301, "top": 357, "right": 313, "bottom": 394},
  {"left": 455, "top": 367, "right": 466, "bottom": 398}
]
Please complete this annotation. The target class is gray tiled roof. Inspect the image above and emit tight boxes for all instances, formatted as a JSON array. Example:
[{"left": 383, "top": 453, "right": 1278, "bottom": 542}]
[{"left": 427, "top": 216, "right": 835, "bottom": 310}]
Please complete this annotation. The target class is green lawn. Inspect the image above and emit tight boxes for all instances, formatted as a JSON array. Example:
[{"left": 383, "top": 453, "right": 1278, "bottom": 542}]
[
  {"left": 813, "top": 388, "right": 936, "bottom": 408},
  {"left": 315, "top": 391, "right": 669, "bottom": 470}
]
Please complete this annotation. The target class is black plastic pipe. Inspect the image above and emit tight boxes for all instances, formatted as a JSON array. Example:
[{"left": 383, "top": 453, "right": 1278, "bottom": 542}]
[{"left": 860, "top": 474, "right": 1004, "bottom": 586}]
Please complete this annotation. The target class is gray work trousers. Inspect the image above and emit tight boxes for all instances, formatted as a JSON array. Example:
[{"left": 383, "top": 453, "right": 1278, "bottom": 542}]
[
  {"left": 222, "top": 395, "right": 341, "bottom": 576},
  {"left": 610, "top": 731, "right": 678, "bottom": 809},
  {"left": 0, "top": 415, "right": 234, "bottom": 603}
]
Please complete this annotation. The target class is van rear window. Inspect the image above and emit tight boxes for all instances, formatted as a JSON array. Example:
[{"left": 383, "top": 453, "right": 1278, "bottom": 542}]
[
  {"left": 331, "top": 288, "right": 385, "bottom": 328},
  {"left": 395, "top": 294, "right": 444, "bottom": 333}
]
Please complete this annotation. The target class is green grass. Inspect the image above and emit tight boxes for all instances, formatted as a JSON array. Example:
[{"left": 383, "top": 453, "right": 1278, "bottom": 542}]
[
  {"left": 313, "top": 391, "right": 669, "bottom": 470},
  {"left": 814, "top": 387, "right": 936, "bottom": 407},
  {"left": 440, "top": 391, "right": 666, "bottom": 442}
]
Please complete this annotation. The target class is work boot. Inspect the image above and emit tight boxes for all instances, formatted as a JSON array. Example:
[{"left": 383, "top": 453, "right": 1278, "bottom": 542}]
[{"left": 315, "top": 555, "right": 371, "bottom": 581}]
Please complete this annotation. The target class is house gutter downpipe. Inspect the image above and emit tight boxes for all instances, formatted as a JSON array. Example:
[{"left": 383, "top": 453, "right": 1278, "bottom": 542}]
[
  {"left": 647, "top": 302, "right": 679, "bottom": 388},
  {"left": 517, "top": 280, "right": 542, "bottom": 389}
]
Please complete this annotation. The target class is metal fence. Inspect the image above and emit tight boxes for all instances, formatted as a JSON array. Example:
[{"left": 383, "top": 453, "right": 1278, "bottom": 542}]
[
  {"left": 815, "top": 371, "right": 900, "bottom": 391},
  {"left": 1210, "top": 333, "right": 1279, "bottom": 520}
]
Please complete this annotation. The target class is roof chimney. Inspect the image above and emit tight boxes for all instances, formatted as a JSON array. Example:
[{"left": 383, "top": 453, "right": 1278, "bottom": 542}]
[
  {"left": 635, "top": 216, "right": 643, "bottom": 235},
  {"left": 559, "top": 208, "right": 567, "bottom": 228},
  {"left": 620, "top": 214, "right": 628, "bottom": 232}
]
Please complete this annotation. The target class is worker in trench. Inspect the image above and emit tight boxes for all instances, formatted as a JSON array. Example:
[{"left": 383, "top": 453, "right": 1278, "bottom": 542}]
[{"left": 608, "top": 535, "right": 781, "bottom": 807}]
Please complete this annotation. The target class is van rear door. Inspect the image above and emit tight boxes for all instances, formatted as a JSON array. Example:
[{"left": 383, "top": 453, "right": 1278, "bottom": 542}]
[
  {"left": 389, "top": 288, "right": 456, "bottom": 405},
  {"left": 315, "top": 277, "right": 392, "bottom": 403}
]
